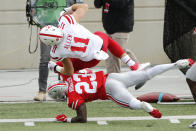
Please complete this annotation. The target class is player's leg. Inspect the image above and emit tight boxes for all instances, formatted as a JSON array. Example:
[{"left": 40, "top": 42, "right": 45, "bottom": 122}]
[
  {"left": 94, "top": 31, "right": 147, "bottom": 71},
  {"left": 186, "top": 63, "right": 196, "bottom": 101},
  {"left": 105, "top": 78, "right": 162, "bottom": 118},
  {"left": 34, "top": 43, "right": 51, "bottom": 101},
  {"left": 107, "top": 61, "right": 190, "bottom": 88}
]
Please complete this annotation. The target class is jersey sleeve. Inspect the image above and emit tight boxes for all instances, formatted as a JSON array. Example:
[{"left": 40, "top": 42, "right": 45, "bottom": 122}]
[
  {"left": 58, "top": 14, "right": 77, "bottom": 29},
  {"left": 67, "top": 92, "right": 84, "bottom": 110},
  {"left": 50, "top": 45, "right": 65, "bottom": 61}
]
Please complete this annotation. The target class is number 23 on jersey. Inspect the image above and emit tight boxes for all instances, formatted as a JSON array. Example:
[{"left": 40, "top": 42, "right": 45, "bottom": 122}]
[{"left": 73, "top": 73, "right": 97, "bottom": 94}]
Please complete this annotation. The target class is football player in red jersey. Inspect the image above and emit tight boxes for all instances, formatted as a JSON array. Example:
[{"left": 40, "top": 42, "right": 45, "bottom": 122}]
[
  {"left": 39, "top": 3, "right": 150, "bottom": 76},
  {"left": 47, "top": 59, "right": 194, "bottom": 123}
]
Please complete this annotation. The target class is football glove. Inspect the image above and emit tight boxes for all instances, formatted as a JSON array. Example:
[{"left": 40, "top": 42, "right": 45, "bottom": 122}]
[
  {"left": 56, "top": 114, "right": 67, "bottom": 122},
  {"left": 48, "top": 61, "right": 57, "bottom": 73}
]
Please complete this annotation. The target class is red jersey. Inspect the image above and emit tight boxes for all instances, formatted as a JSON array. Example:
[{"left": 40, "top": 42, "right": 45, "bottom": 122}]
[{"left": 65, "top": 71, "right": 108, "bottom": 110}]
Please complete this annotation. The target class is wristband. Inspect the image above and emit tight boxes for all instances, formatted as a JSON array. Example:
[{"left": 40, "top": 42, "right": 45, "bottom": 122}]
[
  {"left": 67, "top": 118, "right": 71, "bottom": 123},
  {"left": 54, "top": 65, "right": 58, "bottom": 72},
  {"left": 56, "top": 66, "right": 63, "bottom": 73},
  {"left": 54, "top": 65, "right": 63, "bottom": 73}
]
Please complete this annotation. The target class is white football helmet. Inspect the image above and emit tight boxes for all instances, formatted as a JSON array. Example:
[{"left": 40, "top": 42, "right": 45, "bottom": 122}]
[
  {"left": 39, "top": 25, "right": 64, "bottom": 46},
  {"left": 47, "top": 80, "right": 68, "bottom": 101}
]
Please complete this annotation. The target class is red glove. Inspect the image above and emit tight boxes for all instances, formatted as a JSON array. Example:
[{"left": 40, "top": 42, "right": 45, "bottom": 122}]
[{"left": 56, "top": 114, "right": 67, "bottom": 122}]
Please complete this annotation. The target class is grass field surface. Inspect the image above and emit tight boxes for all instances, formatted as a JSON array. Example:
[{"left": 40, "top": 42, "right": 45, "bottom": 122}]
[{"left": 0, "top": 101, "right": 195, "bottom": 131}]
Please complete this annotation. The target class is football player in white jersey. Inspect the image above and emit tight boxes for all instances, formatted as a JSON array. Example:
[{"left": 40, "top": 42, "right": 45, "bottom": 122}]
[
  {"left": 47, "top": 58, "right": 194, "bottom": 123},
  {"left": 39, "top": 3, "right": 150, "bottom": 76}
]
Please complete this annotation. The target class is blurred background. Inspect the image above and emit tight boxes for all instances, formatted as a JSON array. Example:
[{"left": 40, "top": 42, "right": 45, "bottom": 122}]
[{"left": 0, "top": 0, "right": 169, "bottom": 69}]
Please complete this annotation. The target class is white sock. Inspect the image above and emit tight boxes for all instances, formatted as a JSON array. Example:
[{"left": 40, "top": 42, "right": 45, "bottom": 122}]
[
  {"left": 141, "top": 102, "right": 153, "bottom": 112},
  {"left": 129, "top": 98, "right": 142, "bottom": 109},
  {"left": 121, "top": 55, "right": 136, "bottom": 66}
]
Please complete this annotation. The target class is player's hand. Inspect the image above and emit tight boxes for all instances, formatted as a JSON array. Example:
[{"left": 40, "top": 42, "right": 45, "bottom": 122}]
[
  {"left": 48, "top": 61, "right": 57, "bottom": 73},
  {"left": 56, "top": 114, "right": 67, "bottom": 122}
]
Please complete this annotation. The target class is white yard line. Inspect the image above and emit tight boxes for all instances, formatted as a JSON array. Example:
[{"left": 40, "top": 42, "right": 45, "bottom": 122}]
[{"left": 0, "top": 115, "right": 196, "bottom": 123}]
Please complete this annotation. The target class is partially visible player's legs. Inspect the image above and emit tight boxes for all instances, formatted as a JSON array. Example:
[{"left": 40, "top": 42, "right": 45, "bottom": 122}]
[
  {"left": 108, "top": 60, "right": 193, "bottom": 88},
  {"left": 186, "top": 63, "right": 196, "bottom": 102},
  {"left": 94, "top": 31, "right": 146, "bottom": 71},
  {"left": 105, "top": 32, "right": 139, "bottom": 73},
  {"left": 34, "top": 43, "right": 51, "bottom": 101},
  {"left": 105, "top": 78, "right": 162, "bottom": 118}
]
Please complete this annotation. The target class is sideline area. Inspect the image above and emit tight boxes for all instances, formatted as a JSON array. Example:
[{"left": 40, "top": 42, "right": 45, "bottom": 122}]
[
  {"left": 0, "top": 115, "right": 196, "bottom": 126},
  {"left": 0, "top": 67, "right": 194, "bottom": 102}
]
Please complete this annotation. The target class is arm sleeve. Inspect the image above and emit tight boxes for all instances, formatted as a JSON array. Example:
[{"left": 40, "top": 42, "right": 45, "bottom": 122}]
[
  {"left": 58, "top": 14, "right": 77, "bottom": 28},
  {"left": 67, "top": 93, "right": 85, "bottom": 110}
]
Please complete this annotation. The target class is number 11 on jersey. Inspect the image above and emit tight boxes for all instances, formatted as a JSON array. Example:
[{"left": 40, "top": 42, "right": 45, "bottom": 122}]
[{"left": 71, "top": 37, "right": 90, "bottom": 53}]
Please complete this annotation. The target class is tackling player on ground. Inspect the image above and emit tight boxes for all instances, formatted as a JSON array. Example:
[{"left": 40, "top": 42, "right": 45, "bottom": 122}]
[
  {"left": 39, "top": 3, "right": 150, "bottom": 76},
  {"left": 47, "top": 59, "right": 194, "bottom": 123}
]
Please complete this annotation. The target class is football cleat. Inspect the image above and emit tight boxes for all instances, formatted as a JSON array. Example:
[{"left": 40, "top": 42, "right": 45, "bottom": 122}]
[
  {"left": 189, "top": 120, "right": 196, "bottom": 128},
  {"left": 141, "top": 102, "right": 162, "bottom": 118},
  {"left": 176, "top": 58, "right": 195, "bottom": 69},
  {"left": 149, "top": 108, "right": 162, "bottom": 118},
  {"left": 130, "top": 63, "right": 139, "bottom": 70}
]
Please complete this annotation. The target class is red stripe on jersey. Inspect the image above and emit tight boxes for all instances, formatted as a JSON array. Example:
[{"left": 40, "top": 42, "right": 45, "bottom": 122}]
[
  {"left": 51, "top": 56, "right": 63, "bottom": 61},
  {"left": 61, "top": 23, "right": 65, "bottom": 29},
  {"left": 63, "top": 15, "right": 71, "bottom": 24},
  {"left": 58, "top": 16, "right": 62, "bottom": 22},
  {"left": 74, "top": 37, "right": 89, "bottom": 45},
  {"left": 107, "top": 94, "right": 129, "bottom": 108},
  {"left": 39, "top": 33, "right": 63, "bottom": 38},
  {"left": 68, "top": 15, "right": 74, "bottom": 24}
]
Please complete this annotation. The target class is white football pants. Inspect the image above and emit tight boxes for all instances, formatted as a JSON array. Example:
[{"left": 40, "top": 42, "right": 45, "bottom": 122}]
[{"left": 105, "top": 63, "right": 177, "bottom": 109}]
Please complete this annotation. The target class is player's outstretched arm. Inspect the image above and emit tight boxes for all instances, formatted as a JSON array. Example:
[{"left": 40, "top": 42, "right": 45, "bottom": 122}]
[
  {"left": 56, "top": 103, "right": 87, "bottom": 123},
  {"left": 71, "top": 103, "right": 87, "bottom": 123},
  {"left": 61, "top": 58, "right": 74, "bottom": 76}
]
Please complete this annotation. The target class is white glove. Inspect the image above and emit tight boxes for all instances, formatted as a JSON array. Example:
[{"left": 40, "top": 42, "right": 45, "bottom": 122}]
[{"left": 48, "top": 61, "right": 57, "bottom": 72}]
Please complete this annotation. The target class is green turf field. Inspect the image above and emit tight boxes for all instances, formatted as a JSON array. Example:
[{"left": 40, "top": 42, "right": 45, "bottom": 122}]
[{"left": 0, "top": 101, "right": 195, "bottom": 131}]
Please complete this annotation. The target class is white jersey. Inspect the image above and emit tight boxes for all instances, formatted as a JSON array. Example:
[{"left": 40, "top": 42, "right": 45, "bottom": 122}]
[{"left": 50, "top": 14, "right": 105, "bottom": 61}]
